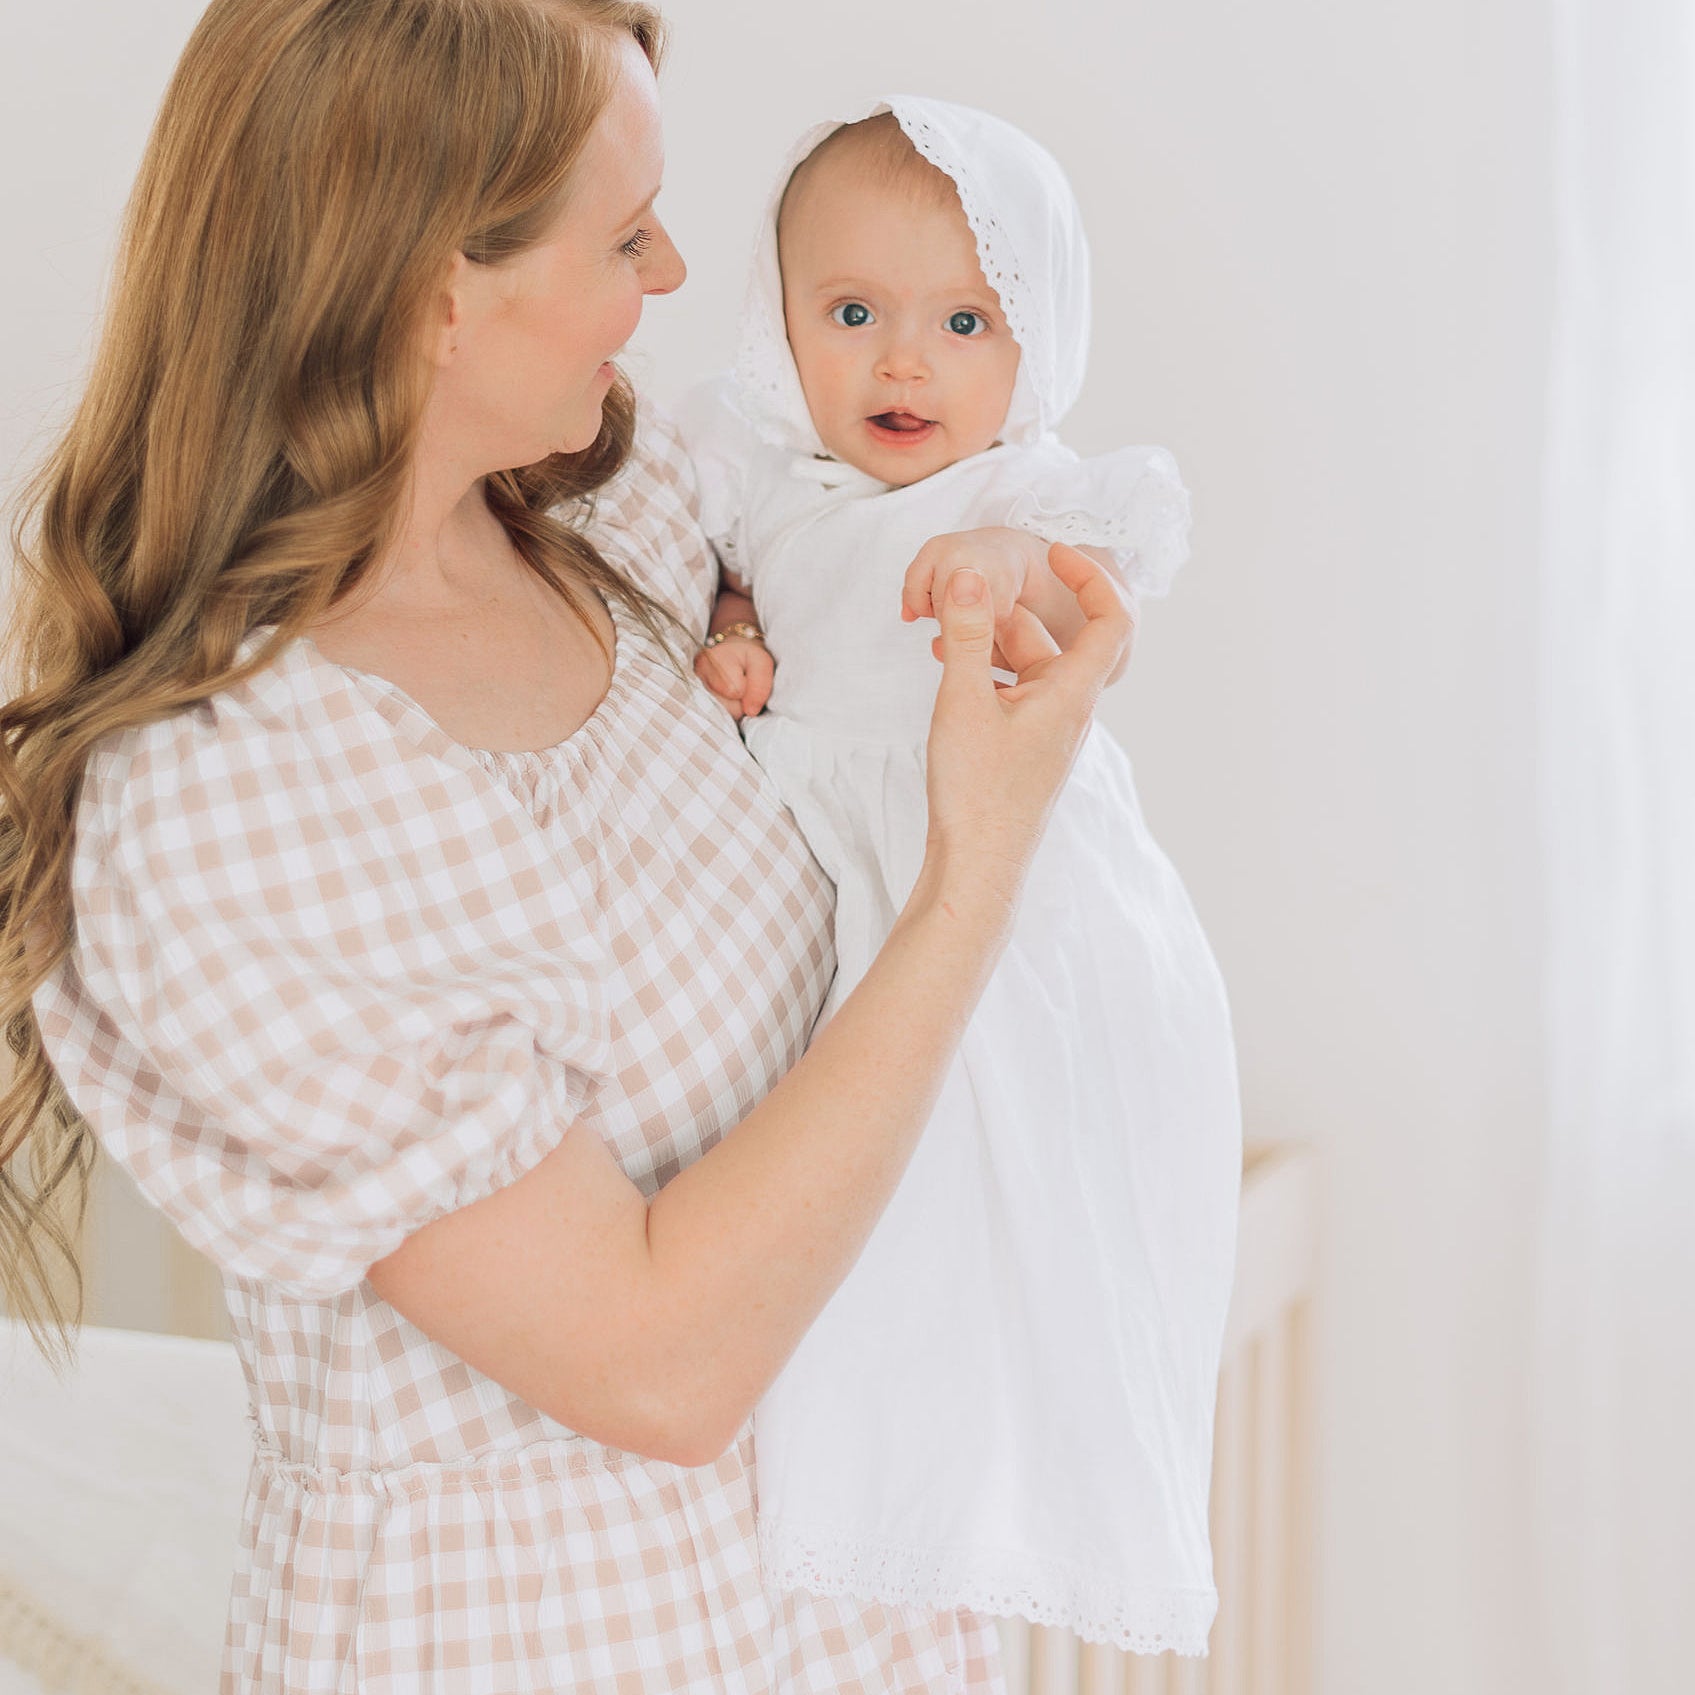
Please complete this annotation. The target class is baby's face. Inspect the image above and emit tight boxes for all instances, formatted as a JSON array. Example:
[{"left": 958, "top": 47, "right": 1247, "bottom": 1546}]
[{"left": 778, "top": 163, "right": 1021, "bottom": 487}]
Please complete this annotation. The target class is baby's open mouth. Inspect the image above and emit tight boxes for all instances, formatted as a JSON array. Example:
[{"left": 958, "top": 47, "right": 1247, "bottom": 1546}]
[{"left": 867, "top": 410, "right": 936, "bottom": 435}]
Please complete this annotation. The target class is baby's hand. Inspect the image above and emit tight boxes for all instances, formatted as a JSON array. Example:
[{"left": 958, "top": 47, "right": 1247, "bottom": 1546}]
[
  {"left": 901, "top": 528, "right": 1047, "bottom": 633},
  {"left": 695, "top": 634, "right": 774, "bottom": 721}
]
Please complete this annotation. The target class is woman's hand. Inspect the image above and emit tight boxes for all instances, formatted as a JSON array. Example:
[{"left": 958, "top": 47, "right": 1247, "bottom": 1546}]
[{"left": 914, "top": 542, "right": 1133, "bottom": 925}]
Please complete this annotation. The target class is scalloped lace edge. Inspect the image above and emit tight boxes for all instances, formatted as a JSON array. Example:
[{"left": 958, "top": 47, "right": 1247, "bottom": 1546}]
[
  {"left": 1007, "top": 462, "right": 1194, "bottom": 600},
  {"left": 734, "top": 272, "right": 809, "bottom": 454},
  {"left": 758, "top": 1515, "right": 1216, "bottom": 1657},
  {"left": 891, "top": 109, "right": 1051, "bottom": 430}
]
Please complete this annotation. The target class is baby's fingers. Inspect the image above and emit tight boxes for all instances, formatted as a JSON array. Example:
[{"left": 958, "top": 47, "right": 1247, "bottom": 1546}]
[
  {"left": 901, "top": 547, "right": 939, "bottom": 624},
  {"left": 694, "top": 650, "right": 747, "bottom": 718},
  {"left": 742, "top": 649, "right": 775, "bottom": 718},
  {"left": 994, "top": 602, "right": 1062, "bottom": 674}
]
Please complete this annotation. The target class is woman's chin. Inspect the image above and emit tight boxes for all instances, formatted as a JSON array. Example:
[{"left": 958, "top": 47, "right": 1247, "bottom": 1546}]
[{"left": 553, "top": 407, "right": 608, "bottom": 458}]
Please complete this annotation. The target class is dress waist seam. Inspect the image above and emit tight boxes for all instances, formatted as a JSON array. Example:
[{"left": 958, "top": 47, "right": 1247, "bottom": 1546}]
[{"left": 249, "top": 1431, "right": 679, "bottom": 1497}]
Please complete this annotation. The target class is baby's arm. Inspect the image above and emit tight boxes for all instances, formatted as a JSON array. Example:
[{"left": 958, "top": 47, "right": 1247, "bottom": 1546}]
[{"left": 695, "top": 565, "right": 775, "bottom": 721}]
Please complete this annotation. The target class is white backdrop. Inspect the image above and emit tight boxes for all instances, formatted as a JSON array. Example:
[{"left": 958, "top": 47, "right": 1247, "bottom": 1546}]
[
  {"left": 1, "top": 4, "right": 1561, "bottom": 1693},
  {"left": 1534, "top": 2, "right": 1695, "bottom": 1691}
]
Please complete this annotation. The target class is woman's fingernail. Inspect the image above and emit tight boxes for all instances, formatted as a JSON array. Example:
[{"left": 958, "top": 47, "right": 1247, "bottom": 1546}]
[{"left": 950, "top": 569, "right": 984, "bottom": 605}]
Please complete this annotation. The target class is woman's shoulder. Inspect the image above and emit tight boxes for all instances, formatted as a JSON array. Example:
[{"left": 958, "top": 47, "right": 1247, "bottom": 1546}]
[
  {"left": 77, "top": 637, "right": 482, "bottom": 887},
  {"left": 587, "top": 394, "right": 701, "bottom": 540},
  {"left": 575, "top": 394, "right": 719, "bottom": 631},
  {"left": 83, "top": 639, "right": 342, "bottom": 817}
]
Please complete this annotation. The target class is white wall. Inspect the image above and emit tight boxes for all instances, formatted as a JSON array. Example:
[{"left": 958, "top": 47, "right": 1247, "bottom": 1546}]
[
  {"left": 2, "top": 5, "right": 1556, "bottom": 1693},
  {"left": 645, "top": 8, "right": 1556, "bottom": 1691}
]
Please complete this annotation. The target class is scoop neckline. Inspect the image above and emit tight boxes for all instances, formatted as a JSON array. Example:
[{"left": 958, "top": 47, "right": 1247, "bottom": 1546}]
[{"left": 291, "top": 594, "right": 628, "bottom": 761}]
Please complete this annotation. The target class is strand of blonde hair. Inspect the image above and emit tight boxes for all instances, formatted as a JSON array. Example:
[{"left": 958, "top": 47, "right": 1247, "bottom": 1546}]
[{"left": 1, "top": 0, "right": 673, "bottom": 1364}]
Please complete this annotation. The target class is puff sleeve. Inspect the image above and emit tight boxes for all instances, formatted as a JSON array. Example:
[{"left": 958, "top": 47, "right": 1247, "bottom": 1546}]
[
  {"left": 33, "top": 661, "right": 614, "bottom": 1302},
  {"left": 1000, "top": 441, "right": 1193, "bottom": 600}
]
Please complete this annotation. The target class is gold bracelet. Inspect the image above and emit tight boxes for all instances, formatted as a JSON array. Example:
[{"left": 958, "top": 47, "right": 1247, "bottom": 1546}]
[{"left": 702, "top": 621, "right": 765, "bottom": 649}]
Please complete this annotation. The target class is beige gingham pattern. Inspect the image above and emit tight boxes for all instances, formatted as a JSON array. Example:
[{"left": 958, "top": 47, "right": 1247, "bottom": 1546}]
[{"left": 34, "top": 408, "right": 1008, "bottom": 1694}]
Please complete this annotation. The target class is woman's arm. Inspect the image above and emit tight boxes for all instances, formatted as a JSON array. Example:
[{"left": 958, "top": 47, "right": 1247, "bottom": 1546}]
[
  {"left": 368, "top": 867, "right": 1011, "bottom": 1465},
  {"left": 369, "top": 548, "right": 1130, "bottom": 1466}
]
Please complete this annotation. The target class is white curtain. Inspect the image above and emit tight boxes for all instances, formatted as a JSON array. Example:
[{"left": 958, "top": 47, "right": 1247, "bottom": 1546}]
[{"left": 1535, "top": 3, "right": 1695, "bottom": 1691}]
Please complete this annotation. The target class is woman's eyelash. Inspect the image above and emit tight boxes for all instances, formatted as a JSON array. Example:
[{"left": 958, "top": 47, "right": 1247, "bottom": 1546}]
[{"left": 621, "top": 228, "right": 652, "bottom": 258}]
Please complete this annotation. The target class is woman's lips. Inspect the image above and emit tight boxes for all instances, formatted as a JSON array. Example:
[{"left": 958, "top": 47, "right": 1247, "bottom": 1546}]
[{"left": 865, "top": 411, "right": 937, "bottom": 448}]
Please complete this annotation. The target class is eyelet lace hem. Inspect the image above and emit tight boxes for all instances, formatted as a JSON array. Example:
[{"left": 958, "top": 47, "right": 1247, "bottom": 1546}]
[{"left": 758, "top": 1515, "right": 1217, "bottom": 1656}]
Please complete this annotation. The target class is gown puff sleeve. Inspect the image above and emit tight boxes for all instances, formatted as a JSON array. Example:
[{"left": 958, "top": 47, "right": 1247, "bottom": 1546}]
[
  {"left": 670, "top": 373, "right": 762, "bottom": 589},
  {"left": 999, "top": 440, "right": 1193, "bottom": 600},
  {"left": 32, "top": 650, "right": 615, "bottom": 1303}
]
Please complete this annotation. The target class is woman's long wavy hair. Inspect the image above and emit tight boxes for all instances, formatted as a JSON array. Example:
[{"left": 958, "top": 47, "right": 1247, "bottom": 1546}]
[{"left": 0, "top": 0, "right": 677, "bottom": 1362}]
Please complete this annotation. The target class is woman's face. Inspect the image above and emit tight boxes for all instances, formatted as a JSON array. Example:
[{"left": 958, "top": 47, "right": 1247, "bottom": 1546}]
[{"left": 437, "top": 33, "right": 685, "bottom": 471}]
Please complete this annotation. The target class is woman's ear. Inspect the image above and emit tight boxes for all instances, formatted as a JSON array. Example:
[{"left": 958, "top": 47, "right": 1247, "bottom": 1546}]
[{"left": 429, "top": 251, "right": 473, "bottom": 368}]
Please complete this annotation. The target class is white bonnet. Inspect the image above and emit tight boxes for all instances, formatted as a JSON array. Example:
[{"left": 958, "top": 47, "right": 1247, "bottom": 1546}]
[{"left": 731, "top": 94, "right": 1093, "bottom": 461}]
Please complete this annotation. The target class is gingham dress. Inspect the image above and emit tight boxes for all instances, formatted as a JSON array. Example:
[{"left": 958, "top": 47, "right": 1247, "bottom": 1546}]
[{"left": 33, "top": 410, "right": 1009, "bottom": 1695}]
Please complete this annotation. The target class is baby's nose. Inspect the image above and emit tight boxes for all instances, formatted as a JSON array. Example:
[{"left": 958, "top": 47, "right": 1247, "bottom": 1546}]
[{"left": 874, "top": 338, "right": 930, "bottom": 382}]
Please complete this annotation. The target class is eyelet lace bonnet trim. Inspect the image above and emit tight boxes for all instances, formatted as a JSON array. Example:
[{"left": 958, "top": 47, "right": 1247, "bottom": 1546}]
[{"left": 731, "top": 93, "right": 1094, "bottom": 459}]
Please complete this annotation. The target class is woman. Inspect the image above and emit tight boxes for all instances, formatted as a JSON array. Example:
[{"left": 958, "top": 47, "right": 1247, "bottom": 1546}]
[{"left": 0, "top": 2, "right": 1131, "bottom": 1690}]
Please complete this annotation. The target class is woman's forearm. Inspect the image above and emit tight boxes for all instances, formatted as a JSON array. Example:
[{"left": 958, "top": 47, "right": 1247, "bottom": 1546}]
[
  {"left": 641, "top": 858, "right": 1011, "bottom": 1459},
  {"left": 369, "top": 556, "right": 1124, "bottom": 1468},
  {"left": 369, "top": 859, "right": 1016, "bottom": 1471}
]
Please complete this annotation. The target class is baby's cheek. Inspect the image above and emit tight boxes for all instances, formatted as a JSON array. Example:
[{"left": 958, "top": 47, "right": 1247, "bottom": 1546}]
[{"left": 806, "top": 346, "right": 863, "bottom": 422}]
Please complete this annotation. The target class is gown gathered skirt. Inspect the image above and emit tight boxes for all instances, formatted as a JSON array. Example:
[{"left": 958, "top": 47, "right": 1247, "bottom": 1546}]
[{"left": 734, "top": 447, "right": 1244, "bottom": 1655}]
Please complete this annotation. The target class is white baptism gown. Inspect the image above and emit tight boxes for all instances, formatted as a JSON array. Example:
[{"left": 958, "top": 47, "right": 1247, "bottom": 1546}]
[{"left": 677, "top": 93, "right": 1244, "bottom": 1656}]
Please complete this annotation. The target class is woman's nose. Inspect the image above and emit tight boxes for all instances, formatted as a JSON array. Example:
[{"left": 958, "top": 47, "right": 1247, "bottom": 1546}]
[{"left": 642, "top": 221, "right": 687, "bottom": 296}]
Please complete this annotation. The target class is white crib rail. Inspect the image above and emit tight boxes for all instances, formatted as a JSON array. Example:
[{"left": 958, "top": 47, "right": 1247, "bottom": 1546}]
[{"left": 997, "top": 1142, "right": 1319, "bottom": 1695}]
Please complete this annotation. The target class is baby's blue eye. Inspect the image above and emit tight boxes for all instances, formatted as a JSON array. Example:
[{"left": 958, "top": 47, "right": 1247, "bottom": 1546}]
[
  {"left": 947, "top": 310, "right": 987, "bottom": 337},
  {"left": 830, "top": 302, "right": 873, "bottom": 328}
]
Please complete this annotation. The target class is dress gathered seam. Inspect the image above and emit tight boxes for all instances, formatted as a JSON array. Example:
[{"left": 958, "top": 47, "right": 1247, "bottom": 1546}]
[{"left": 249, "top": 1429, "right": 689, "bottom": 1495}]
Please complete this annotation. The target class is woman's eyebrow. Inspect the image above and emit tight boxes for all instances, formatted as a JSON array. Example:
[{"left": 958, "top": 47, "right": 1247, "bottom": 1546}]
[{"left": 617, "top": 185, "right": 663, "bottom": 227}]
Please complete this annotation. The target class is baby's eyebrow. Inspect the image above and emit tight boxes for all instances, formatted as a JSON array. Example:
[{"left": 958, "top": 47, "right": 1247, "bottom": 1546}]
[{"left": 810, "top": 277, "right": 995, "bottom": 302}]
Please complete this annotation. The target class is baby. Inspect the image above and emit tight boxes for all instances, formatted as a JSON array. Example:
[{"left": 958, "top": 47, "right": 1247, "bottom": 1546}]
[{"left": 678, "top": 96, "right": 1241, "bottom": 1656}]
